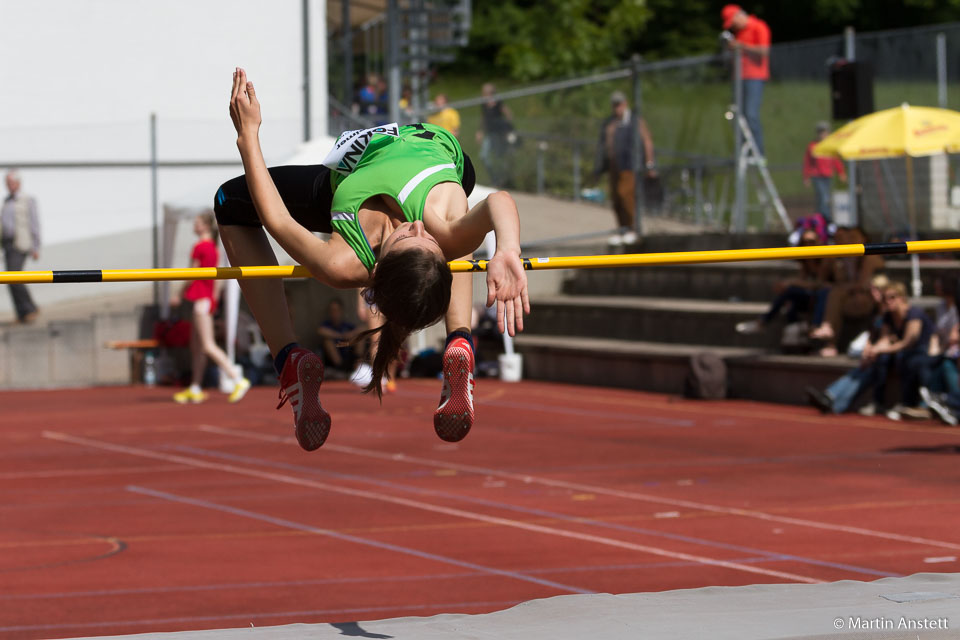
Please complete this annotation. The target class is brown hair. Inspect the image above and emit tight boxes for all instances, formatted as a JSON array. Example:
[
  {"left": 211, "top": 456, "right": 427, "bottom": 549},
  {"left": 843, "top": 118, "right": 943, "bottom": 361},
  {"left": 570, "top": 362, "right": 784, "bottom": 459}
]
[
  {"left": 197, "top": 210, "right": 219, "bottom": 244},
  {"left": 883, "top": 281, "right": 908, "bottom": 300},
  {"left": 357, "top": 248, "right": 452, "bottom": 398}
]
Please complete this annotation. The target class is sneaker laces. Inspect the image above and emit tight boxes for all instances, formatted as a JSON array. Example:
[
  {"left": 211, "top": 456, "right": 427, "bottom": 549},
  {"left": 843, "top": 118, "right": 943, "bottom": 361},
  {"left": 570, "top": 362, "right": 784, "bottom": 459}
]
[{"left": 277, "top": 386, "right": 300, "bottom": 413}]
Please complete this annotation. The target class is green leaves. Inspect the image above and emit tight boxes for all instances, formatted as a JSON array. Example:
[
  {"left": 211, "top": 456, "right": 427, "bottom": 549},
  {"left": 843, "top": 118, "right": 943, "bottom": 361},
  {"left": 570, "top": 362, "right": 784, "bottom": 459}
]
[{"left": 467, "top": 0, "right": 652, "bottom": 80}]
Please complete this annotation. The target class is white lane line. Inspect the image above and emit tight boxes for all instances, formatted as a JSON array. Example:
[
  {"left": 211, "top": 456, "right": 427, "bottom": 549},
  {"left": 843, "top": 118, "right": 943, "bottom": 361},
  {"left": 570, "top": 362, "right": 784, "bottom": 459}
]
[
  {"left": 44, "top": 431, "right": 821, "bottom": 584},
  {"left": 127, "top": 485, "right": 590, "bottom": 595},
  {"left": 200, "top": 424, "right": 960, "bottom": 552}
]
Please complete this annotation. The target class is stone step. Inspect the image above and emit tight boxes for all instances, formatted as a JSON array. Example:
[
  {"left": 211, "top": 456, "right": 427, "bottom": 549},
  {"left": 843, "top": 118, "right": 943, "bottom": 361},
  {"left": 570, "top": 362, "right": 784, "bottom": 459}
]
[
  {"left": 562, "top": 259, "right": 960, "bottom": 302},
  {"left": 527, "top": 293, "right": 941, "bottom": 352},
  {"left": 0, "top": 310, "right": 141, "bottom": 389},
  {"left": 527, "top": 295, "right": 778, "bottom": 349},
  {"left": 513, "top": 334, "right": 856, "bottom": 406}
]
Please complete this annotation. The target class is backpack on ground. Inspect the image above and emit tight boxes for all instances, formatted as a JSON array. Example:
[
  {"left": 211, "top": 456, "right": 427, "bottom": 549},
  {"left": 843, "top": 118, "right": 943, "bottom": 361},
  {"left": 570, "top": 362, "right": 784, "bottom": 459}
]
[{"left": 683, "top": 352, "right": 728, "bottom": 399}]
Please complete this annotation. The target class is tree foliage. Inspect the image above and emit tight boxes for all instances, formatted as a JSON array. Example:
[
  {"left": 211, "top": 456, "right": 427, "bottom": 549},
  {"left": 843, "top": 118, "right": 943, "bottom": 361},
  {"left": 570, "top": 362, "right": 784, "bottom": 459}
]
[
  {"left": 451, "top": 0, "right": 960, "bottom": 81},
  {"left": 461, "top": 0, "right": 651, "bottom": 80}
]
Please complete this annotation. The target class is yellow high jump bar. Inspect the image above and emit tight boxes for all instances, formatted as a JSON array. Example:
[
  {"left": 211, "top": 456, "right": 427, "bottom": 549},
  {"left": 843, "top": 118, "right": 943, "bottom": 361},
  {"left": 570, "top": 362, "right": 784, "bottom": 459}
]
[{"left": 1, "top": 239, "right": 958, "bottom": 284}]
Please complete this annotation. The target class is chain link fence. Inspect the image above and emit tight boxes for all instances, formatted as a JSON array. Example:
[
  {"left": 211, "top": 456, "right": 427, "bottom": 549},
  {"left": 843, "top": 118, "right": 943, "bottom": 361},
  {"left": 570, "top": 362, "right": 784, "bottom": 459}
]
[{"left": 416, "top": 22, "right": 960, "bottom": 237}]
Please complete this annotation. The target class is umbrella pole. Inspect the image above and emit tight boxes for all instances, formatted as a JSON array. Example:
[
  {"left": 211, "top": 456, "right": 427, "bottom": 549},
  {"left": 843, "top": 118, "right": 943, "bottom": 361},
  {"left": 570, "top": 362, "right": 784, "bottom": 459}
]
[{"left": 906, "top": 156, "right": 923, "bottom": 297}]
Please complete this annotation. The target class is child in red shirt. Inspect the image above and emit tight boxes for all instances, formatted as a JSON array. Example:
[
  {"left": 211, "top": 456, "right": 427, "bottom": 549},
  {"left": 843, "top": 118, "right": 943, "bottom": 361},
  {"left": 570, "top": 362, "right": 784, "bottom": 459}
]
[{"left": 172, "top": 212, "right": 251, "bottom": 404}]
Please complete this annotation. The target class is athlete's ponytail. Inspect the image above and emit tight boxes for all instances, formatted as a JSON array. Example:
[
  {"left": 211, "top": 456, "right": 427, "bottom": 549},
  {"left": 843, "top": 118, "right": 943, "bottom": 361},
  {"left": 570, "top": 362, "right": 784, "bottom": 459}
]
[{"left": 356, "top": 248, "right": 452, "bottom": 399}]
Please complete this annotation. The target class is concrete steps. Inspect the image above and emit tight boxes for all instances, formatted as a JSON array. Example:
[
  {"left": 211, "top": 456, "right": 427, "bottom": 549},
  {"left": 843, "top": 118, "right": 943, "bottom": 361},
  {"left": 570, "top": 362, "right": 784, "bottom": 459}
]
[
  {"left": 0, "top": 311, "right": 140, "bottom": 389},
  {"left": 514, "top": 235, "right": 959, "bottom": 403},
  {"left": 527, "top": 295, "right": 778, "bottom": 349},
  {"left": 514, "top": 335, "right": 856, "bottom": 406}
]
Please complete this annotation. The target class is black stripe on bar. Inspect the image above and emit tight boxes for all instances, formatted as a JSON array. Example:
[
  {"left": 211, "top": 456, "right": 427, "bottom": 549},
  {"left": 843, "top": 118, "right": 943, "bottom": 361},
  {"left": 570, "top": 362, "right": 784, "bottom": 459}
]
[
  {"left": 51, "top": 270, "right": 103, "bottom": 283},
  {"left": 863, "top": 242, "right": 908, "bottom": 256}
]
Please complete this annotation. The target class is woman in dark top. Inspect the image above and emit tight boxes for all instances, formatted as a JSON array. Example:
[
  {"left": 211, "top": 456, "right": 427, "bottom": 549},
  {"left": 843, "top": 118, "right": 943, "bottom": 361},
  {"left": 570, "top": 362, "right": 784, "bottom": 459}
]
[{"left": 866, "top": 281, "right": 935, "bottom": 419}]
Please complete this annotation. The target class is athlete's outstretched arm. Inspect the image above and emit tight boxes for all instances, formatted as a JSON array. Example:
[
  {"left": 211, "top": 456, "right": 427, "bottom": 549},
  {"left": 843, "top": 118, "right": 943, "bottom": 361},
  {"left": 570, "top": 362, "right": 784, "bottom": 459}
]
[
  {"left": 440, "top": 190, "right": 530, "bottom": 335},
  {"left": 229, "top": 68, "right": 364, "bottom": 287}
]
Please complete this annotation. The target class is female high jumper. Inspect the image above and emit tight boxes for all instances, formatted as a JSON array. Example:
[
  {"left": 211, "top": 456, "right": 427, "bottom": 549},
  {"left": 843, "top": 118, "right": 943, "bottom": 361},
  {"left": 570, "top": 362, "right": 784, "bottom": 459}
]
[{"left": 215, "top": 68, "right": 529, "bottom": 451}]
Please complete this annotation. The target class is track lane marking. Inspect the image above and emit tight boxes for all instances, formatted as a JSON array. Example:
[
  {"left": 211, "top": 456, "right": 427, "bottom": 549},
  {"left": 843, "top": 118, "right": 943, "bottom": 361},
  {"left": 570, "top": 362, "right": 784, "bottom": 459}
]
[
  {"left": 173, "top": 443, "right": 894, "bottom": 579},
  {"left": 42, "top": 431, "right": 821, "bottom": 584},
  {"left": 199, "top": 425, "right": 960, "bottom": 552},
  {"left": 126, "top": 485, "right": 590, "bottom": 595},
  {"left": 0, "top": 464, "right": 182, "bottom": 480},
  {"left": 443, "top": 384, "right": 960, "bottom": 434}
]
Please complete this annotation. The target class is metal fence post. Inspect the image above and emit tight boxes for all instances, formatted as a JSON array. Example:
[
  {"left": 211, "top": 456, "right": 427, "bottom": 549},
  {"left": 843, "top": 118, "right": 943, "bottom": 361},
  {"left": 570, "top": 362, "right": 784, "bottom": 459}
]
[
  {"left": 845, "top": 26, "right": 858, "bottom": 227},
  {"left": 387, "top": 0, "right": 401, "bottom": 125},
  {"left": 694, "top": 166, "right": 704, "bottom": 226},
  {"left": 150, "top": 113, "right": 159, "bottom": 310},
  {"left": 733, "top": 49, "right": 745, "bottom": 232},
  {"left": 572, "top": 143, "right": 581, "bottom": 201},
  {"left": 536, "top": 141, "right": 547, "bottom": 194},
  {"left": 937, "top": 32, "right": 947, "bottom": 108},
  {"left": 631, "top": 55, "right": 646, "bottom": 237},
  {"left": 301, "top": 0, "right": 311, "bottom": 142}
]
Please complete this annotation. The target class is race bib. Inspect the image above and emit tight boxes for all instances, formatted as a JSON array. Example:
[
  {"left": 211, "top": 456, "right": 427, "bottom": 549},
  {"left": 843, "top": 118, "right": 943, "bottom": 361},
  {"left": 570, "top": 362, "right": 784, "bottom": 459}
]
[{"left": 323, "top": 123, "right": 400, "bottom": 174}]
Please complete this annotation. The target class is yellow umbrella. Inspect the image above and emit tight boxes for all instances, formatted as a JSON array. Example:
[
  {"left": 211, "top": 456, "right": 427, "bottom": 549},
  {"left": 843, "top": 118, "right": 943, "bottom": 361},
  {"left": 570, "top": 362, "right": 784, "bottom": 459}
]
[
  {"left": 812, "top": 103, "right": 960, "bottom": 299},
  {"left": 813, "top": 103, "right": 960, "bottom": 159}
]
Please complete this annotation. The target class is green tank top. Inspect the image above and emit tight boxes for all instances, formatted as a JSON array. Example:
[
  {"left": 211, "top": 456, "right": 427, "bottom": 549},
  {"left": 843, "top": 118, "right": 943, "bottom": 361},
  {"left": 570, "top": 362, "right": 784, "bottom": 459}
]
[{"left": 324, "top": 123, "right": 465, "bottom": 272}]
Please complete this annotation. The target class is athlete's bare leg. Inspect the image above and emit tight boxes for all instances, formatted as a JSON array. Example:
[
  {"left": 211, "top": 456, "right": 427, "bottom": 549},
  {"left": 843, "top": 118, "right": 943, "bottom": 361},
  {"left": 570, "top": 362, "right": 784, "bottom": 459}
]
[{"left": 219, "top": 225, "right": 297, "bottom": 357}]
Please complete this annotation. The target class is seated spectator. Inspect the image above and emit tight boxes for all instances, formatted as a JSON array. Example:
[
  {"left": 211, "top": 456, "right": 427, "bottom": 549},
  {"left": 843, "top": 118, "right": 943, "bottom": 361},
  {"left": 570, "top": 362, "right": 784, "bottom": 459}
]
[
  {"left": 869, "top": 281, "right": 935, "bottom": 420},
  {"left": 809, "top": 226, "right": 884, "bottom": 356},
  {"left": 843, "top": 273, "right": 890, "bottom": 357},
  {"left": 805, "top": 291, "right": 890, "bottom": 416},
  {"left": 736, "top": 225, "right": 832, "bottom": 338},
  {"left": 806, "top": 280, "right": 932, "bottom": 419},
  {"left": 918, "top": 274, "right": 960, "bottom": 424},
  {"left": 350, "top": 291, "right": 401, "bottom": 393},
  {"left": 317, "top": 298, "right": 362, "bottom": 378}
]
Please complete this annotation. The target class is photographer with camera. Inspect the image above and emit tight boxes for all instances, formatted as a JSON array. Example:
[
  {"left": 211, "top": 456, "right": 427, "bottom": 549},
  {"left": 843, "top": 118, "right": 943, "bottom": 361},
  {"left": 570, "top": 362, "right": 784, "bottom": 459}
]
[{"left": 721, "top": 4, "right": 771, "bottom": 157}]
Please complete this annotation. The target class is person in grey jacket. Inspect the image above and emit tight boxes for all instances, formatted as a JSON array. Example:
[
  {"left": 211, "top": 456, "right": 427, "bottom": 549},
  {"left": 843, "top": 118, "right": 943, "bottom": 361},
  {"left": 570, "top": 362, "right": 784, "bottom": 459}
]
[
  {"left": 1, "top": 170, "right": 41, "bottom": 323},
  {"left": 593, "top": 91, "right": 656, "bottom": 247}
]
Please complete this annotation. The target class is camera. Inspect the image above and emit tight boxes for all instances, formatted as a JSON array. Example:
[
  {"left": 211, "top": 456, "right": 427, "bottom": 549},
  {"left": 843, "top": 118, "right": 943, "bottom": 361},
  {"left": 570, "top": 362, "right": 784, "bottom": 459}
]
[{"left": 719, "top": 30, "right": 734, "bottom": 43}]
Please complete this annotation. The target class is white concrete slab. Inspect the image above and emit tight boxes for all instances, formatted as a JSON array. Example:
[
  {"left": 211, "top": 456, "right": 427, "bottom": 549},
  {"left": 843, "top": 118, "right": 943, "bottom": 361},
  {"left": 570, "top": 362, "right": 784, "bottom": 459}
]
[{"left": 65, "top": 573, "right": 960, "bottom": 640}]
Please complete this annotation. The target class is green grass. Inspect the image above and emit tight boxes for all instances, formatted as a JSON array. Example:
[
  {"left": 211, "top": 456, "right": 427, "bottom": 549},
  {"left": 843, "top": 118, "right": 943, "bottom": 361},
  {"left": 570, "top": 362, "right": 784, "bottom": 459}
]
[{"left": 431, "top": 71, "right": 960, "bottom": 229}]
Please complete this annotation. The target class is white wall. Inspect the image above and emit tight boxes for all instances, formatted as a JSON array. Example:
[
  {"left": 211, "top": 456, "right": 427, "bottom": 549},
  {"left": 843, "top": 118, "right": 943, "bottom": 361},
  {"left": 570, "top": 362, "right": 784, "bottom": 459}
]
[
  {"left": 0, "top": 0, "right": 329, "bottom": 245},
  {"left": 0, "top": 0, "right": 329, "bottom": 314}
]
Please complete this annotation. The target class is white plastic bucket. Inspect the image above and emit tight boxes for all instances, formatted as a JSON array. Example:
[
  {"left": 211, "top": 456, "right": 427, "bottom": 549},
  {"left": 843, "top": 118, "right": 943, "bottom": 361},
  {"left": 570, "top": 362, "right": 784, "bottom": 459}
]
[{"left": 498, "top": 353, "right": 523, "bottom": 382}]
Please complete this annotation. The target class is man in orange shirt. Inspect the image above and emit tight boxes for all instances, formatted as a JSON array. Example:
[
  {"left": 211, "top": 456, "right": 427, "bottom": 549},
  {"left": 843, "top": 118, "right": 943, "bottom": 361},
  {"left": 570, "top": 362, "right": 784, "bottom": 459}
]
[{"left": 722, "top": 4, "right": 770, "bottom": 157}]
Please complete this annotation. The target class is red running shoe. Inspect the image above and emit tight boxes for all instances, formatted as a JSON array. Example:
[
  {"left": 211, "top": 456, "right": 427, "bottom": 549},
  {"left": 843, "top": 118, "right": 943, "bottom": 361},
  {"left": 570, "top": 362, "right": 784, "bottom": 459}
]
[
  {"left": 277, "top": 347, "right": 331, "bottom": 451},
  {"left": 433, "top": 337, "right": 475, "bottom": 442}
]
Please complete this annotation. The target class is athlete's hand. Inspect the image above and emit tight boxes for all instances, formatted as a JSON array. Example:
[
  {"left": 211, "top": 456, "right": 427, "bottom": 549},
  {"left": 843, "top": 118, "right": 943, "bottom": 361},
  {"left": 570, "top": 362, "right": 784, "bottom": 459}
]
[
  {"left": 485, "top": 249, "right": 530, "bottom": 337},
  {"left": 229, "top": 68, "right": 261, "bottom": 141}
]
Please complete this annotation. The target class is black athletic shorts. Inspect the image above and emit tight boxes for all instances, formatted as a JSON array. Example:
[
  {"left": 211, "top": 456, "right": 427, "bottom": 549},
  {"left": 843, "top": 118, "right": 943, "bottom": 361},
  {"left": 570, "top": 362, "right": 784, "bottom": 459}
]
[{"left": 213, "top": 164, "right": 335, "bottom": 234}]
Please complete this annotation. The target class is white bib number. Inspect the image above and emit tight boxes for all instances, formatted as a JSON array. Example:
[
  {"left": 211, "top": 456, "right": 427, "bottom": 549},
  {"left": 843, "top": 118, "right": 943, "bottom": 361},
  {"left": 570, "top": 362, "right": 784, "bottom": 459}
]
[{"left": 323, "top": 123, "right": 400, "bottom": 175}]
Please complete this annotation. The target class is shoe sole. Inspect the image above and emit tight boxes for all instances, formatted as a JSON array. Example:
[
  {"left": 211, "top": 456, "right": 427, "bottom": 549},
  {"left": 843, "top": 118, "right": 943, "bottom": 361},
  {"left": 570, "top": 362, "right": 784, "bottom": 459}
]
[
  {"left": 295, "top": 357, "right": 331, "bottom": 451},
  {"left": 174, "top": 395, "right": 205, "bottom": 404},
  {"left": 920, "top": 388, "right": 957, "bottom": 426},
  {"left": 228, "top": 381, "right": 251, "bottom": 404},
  {"left": 804, "top": 389, "right": 831, "bottom": 414},
  {"left": 434, "top": 345, "right": 474, "bottom": 443}
]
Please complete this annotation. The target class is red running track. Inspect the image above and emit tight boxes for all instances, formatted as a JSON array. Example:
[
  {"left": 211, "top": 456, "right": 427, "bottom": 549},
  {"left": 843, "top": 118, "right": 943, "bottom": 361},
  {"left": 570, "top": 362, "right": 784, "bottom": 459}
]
[{"left": 2, "top": 380, "right": 960, "bottom": 639}]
